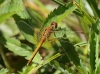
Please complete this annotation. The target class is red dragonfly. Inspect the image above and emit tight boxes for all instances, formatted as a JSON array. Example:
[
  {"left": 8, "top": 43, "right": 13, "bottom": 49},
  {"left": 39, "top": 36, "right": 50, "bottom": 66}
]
[
  {"left": 18, "top": 20, "right": 85, "bottom": 66},
  {"left": 27, "top": 22, "right": 57, "bottom": 66}
]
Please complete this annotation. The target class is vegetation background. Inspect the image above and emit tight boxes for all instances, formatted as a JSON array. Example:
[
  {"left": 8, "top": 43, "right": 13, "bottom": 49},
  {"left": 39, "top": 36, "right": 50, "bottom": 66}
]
[{"left": 0, "top": 0, "right": 100, "bottom": 74}]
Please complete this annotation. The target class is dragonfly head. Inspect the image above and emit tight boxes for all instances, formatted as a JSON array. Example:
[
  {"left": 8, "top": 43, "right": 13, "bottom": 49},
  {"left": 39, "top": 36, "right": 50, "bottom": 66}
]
[{"left": 51, "top": 22, "right": 57, "bottom": 29}]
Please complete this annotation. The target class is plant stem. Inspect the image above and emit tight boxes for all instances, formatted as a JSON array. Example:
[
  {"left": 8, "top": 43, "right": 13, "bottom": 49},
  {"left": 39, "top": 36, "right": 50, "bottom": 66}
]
[{"left": 0, "top": 45, "right": 12, "bottom": 72}]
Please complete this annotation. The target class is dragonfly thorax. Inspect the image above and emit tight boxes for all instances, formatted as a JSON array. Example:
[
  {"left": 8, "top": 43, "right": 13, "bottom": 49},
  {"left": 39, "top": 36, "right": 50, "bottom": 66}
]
[{"left": 42, "top": 22, "right": 58, "bottom": 39}]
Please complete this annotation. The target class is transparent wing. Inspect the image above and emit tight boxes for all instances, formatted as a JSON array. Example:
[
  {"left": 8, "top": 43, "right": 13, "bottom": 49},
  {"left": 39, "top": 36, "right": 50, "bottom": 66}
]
[
  {"left": 17, "top": 20, "right": 42, "bottom": 44},
  {"left": 26, "top": 7, "right": 45, "bottom": 31}
]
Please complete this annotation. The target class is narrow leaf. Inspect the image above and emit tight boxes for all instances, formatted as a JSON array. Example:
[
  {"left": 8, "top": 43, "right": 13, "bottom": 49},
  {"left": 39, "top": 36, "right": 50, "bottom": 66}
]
[
  {"left": 28, "top": 53, "right": 61, "bottom": 74},
  {"left": 89, "top": 19, "right": 99, "bottom": 72}
]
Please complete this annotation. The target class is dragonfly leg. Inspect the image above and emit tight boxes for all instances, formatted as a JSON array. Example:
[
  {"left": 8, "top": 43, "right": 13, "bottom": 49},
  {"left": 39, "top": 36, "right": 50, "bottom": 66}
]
[{"left": 54, "top": 31, "right": 57, "bottom": 37}]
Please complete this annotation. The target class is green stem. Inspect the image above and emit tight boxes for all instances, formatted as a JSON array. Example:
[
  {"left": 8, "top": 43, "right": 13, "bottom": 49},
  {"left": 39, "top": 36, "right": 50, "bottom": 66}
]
[{"left": 0, "top": 45, "right": 12, "bottom": 72}]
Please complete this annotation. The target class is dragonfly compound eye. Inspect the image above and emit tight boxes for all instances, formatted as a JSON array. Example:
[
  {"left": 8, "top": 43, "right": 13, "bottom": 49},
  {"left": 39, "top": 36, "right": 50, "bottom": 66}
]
[{"left": 51, "top": 22, "right": 57, "bottom": 28}]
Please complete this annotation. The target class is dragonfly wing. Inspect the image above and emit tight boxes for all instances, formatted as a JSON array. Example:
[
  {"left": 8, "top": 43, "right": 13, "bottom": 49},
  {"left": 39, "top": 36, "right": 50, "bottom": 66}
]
[
  {"left": 26, "top": 7, "right": 44, "bottom": 30},
  {"left": 26, "top": 7, "right": 46, "bottom": 41}
]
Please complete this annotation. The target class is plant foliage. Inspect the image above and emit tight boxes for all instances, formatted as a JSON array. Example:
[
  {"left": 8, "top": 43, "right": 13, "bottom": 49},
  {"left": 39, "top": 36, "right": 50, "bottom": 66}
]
[{"left": 0, "top": 0, "right": 100, "bottom": 74}]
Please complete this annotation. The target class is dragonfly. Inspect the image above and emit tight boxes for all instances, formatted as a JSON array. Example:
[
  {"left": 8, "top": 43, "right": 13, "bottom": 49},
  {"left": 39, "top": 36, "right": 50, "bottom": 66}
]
[
  {"left": 16, "top": 2, "right": 86, "bottom": 66},
  {"left": 26, "top": 22, "right": 58, "bottom": 66},
  {"left": 18, "top": 19, "right": 86, "bottom": 66},
  {"left": 17, "top": 20, "right": 84, "bottom": 66}
]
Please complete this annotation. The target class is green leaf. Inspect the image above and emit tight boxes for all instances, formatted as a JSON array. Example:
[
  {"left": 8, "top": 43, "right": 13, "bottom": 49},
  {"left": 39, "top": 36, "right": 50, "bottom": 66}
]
[
  {"left": 52, "top": 60, "right": 71, "bottom": 74},
  {"left": 17, "top": 8, "right": 30, "bottom": 19},
  {"left": 26, "top": 7, "right": 44, "bottom": 26},
  {"left": 54, "top": 26, "right": 75, "bottom": 39},
  {"left": 43, "top": 2, "right": 76, "bottom": 27},
  {"left": 0, "top": 68, "right": 8, "bottom": 74},
  {"left": 59, "top": 39, "right": 80, "bottom": 66},
  {"left": 74, "top": 41, "right": 88, "bottom": 47},
  {"left": 89, "top": 19, "right": 99, "bottom": 72},
  {"left": 0, "top": 36, "right": 43, "bottom": 64},
  {"left": 77, "top": 60, "right": 88, "bottom": 74},
  {"left": 51, "top": 60, "right": 78, "bottom": 74},
  {"left": 0, "top": 36, "right": 32, "bottom": 60},
  {"left": 17, "top": 21, "right": 34, "bottom": 44},
  {"left": 0, "top": 0, "right": 23, "bottom": 23},
  {"left": 86, "top": 0, "right": 100, "bottom": 17},
  {"left": 18, "top": 66, "right": 33, "bottom": 74},
  {"left": 96, "top": 64, "right": 100, "bottom": 74}
]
